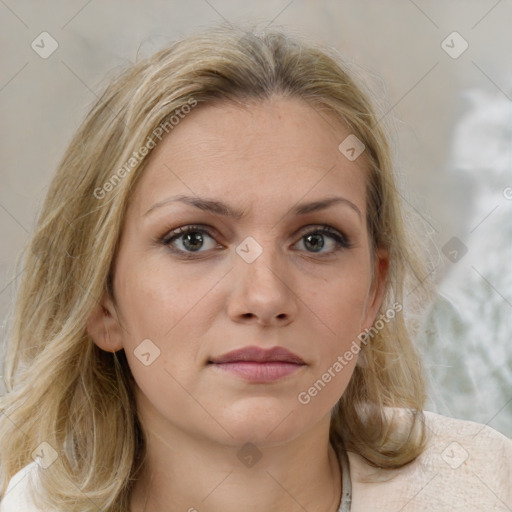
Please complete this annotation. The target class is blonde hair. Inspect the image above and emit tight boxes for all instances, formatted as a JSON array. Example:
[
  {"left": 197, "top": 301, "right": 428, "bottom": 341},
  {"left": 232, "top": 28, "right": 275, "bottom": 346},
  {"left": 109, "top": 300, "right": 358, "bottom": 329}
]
[{"left": 0, "top": 23, "right": 430, "bottom": 511}]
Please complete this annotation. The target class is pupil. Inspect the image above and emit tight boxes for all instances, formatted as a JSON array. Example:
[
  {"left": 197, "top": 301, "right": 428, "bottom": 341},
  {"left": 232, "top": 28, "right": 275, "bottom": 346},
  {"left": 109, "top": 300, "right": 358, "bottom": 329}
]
[
  {"left": 305, "top": 233, "right": 324, "bottom": 252},
  {"left": 183, "top": 232, "right": 203, "bottom": 251}
]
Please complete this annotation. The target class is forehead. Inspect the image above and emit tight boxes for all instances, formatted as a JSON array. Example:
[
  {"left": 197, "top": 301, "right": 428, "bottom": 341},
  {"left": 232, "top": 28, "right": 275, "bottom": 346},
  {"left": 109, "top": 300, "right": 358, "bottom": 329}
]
[{"left": 131, "top": 97, "right": 368, "bottom": 218}]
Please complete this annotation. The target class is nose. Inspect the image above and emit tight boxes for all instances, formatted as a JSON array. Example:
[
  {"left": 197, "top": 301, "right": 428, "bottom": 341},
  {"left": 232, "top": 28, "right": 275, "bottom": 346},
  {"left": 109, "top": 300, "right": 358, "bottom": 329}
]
[{"left": 226, "top": 243, "right": 299, "bottom": 327}]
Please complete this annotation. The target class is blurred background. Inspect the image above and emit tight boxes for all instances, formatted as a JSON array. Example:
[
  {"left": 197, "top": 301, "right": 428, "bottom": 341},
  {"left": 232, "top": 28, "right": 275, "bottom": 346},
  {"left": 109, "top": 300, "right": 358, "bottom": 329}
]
[{"left": 1, "top": 0, "right": 511, "bottom": 436}]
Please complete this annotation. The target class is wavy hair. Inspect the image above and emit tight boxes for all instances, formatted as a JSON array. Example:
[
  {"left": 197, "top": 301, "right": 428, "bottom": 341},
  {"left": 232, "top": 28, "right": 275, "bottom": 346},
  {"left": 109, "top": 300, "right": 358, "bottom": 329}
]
[{"left": 0, "top": 23, "right": 430, "bottom": 511}]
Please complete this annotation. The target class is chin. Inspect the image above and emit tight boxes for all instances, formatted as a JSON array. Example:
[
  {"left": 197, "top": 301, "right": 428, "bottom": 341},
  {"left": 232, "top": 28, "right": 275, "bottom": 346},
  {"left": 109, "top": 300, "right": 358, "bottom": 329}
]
[{"left": 212, "top": 398, "right": 318, "bottom": 447}]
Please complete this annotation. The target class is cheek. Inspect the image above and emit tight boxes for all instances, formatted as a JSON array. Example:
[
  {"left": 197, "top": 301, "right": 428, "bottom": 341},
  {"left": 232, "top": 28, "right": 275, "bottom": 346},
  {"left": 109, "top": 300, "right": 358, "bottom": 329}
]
[
  {"left": 114, "top": 256, "right": 225, "bottom": 390},
  {"left": 114, "top": 255, "right": 220, "bottom": 340},
  {"left": 303, "top": 265, "right": 372, "bottom": 397},
  {"left": 309, "top": 270, "right": 372, "bottom": 337},
  {"left": 116, "top": 270, "right": 212, "bottom": 431}
]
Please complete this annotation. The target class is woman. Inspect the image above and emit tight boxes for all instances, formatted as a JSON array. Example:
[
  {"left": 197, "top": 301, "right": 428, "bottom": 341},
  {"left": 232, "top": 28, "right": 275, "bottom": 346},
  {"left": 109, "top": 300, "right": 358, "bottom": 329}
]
[{"left": 0, "top": 24, "right": 510, "bottom": 512}]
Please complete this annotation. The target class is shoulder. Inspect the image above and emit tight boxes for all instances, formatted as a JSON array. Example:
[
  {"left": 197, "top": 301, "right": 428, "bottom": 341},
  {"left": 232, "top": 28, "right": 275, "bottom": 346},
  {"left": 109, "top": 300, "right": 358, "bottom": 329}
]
[
  {"left": 347, "top": 409, "right": 512, "bottom": 511},
  {"left": 420, "top": 410, "right": 512, "bottom": 480},
  {"left": 0, "top": 462, "right": 44, "bottom": 512}
]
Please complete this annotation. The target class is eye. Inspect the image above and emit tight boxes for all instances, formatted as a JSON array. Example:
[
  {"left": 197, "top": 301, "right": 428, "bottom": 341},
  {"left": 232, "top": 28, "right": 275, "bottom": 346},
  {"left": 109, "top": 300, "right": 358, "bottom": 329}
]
[
  {"left": 294, "top": 225, "right": 352, "bottom": 255},
  {"left": 160, "top": 225, "right": 221, "bottom": 255},
  {"left": 159, "top": 224, "right": 352, "bottom": 259}
]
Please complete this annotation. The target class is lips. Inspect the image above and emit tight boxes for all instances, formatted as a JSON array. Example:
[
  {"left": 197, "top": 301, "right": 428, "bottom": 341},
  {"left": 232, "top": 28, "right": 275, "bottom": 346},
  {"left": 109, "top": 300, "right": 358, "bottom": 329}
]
[
  {"left": 208, "top": 346, "right": 306, "bottom": 383},
  {"left": 208, "top": 345, "right": 305, "bottom": 365}
]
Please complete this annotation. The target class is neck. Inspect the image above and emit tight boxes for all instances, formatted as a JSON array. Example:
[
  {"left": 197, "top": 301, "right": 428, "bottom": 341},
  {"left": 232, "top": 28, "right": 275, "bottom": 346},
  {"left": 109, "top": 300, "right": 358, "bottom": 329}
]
[{"left": 129, "top": 400, "right": 342, "bottom": 512}]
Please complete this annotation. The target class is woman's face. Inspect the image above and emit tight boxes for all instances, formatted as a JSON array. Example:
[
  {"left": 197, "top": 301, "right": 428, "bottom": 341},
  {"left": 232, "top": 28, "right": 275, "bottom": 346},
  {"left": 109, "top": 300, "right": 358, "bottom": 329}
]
[{"left": 96, "top": 97, "right": 387, "bottom": 446}]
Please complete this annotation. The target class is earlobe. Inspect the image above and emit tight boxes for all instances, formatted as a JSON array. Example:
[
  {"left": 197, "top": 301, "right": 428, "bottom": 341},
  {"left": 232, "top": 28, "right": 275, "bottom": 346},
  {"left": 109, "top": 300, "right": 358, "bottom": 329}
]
[{"left": 86, "top": 296, "right": 124, "bottom": 352}]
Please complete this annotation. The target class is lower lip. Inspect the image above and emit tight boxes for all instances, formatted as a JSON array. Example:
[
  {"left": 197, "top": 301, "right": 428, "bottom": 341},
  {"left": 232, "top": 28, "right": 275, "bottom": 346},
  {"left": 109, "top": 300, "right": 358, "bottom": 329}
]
[{"left": 210, "top": 361, "right": 304, "bottom": 382}]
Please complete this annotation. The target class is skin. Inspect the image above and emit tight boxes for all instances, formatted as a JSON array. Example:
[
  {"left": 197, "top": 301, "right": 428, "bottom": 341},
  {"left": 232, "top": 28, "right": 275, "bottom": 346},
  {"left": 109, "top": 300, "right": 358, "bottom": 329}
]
[{"left": 87, "top": 96, "right": 388, "bottom": 512}]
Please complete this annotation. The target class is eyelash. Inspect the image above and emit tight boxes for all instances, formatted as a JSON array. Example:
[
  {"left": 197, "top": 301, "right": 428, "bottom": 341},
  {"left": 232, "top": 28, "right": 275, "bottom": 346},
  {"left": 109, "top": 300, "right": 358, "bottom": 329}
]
[{"left": 159, "top": 224, "right": 353, "bottom": 259}]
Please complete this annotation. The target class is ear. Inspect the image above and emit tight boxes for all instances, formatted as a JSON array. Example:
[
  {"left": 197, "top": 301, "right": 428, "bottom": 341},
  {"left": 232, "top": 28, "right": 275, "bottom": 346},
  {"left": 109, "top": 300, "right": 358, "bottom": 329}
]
[
  {"left": 361, "top": 247, "right": 389, "bottom": 331},
  {"left": 86, "top": 294, "right": 124, "bottom": 352}
]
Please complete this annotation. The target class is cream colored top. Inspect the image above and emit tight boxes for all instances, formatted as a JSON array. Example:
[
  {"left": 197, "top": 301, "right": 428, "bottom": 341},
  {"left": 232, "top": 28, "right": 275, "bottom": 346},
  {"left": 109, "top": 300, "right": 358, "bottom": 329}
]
[
  {"left": 347, "top": 410, "right": 512, "bottom": 511},
  {"left": 1, "top": 411, "right": 510, "bottom": 511}
]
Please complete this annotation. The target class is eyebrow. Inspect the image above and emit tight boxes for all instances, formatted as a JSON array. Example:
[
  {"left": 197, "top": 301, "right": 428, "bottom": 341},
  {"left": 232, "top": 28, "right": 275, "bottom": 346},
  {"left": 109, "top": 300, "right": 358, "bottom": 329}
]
[{"left": 144, "top": 194, "right": 362, "bottom": 220}]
